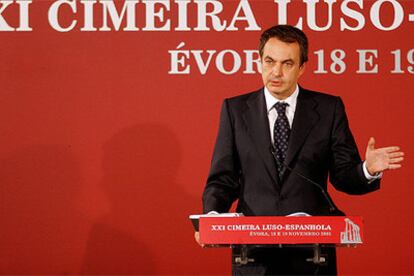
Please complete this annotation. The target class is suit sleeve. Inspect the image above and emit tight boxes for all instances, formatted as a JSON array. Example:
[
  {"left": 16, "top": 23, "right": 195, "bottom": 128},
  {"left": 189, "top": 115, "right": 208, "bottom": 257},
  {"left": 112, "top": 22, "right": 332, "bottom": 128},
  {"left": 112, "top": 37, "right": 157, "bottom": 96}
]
[
  {"left": 329, "top": 97, "right": 380, "bottom": 195},
  {"left": 202, "top": 99, "right": 241, "bottom": 213}
]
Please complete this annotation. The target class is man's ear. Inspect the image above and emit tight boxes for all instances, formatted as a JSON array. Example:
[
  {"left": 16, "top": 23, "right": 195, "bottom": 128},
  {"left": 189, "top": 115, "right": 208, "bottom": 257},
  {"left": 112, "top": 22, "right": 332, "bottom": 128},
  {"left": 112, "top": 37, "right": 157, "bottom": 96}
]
[{"left": 299, "top": 63, "right": 306, "bottom": 77}]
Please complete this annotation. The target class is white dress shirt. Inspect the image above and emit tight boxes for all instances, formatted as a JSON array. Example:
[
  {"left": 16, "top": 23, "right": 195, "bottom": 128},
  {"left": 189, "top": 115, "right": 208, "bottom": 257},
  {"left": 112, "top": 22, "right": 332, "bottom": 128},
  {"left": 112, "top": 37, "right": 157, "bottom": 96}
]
[{"left": 264, "top": 85, "right": 299, "bottom": 145}]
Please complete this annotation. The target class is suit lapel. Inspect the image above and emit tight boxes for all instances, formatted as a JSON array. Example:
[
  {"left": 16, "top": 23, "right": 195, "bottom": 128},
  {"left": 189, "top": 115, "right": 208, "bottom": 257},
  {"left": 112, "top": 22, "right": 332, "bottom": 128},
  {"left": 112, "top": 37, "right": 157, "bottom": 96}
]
[
  {"left": 242, "top": 89, "right": 280, "bottom": 189},
  {"left": 284, "top": 88, "right": 320, "bottom": 166}
]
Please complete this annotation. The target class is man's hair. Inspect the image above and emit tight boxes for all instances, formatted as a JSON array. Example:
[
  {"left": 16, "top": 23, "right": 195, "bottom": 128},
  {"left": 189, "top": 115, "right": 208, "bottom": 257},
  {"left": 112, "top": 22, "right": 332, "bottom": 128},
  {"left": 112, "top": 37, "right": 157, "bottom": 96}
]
[{"left": 259, "top": 25, "right": 309, "bottom": 65}]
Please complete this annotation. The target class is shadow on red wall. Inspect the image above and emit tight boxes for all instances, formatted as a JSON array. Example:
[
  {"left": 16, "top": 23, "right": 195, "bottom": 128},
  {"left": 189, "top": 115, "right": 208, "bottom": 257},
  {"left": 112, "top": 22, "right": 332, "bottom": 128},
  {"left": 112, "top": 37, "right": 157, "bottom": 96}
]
[
  {"left": 0, "top": 124, "right": 230, "bottom": 274},
  {"left": 80, "top": 123, "right": 221, "bottom": 274}
]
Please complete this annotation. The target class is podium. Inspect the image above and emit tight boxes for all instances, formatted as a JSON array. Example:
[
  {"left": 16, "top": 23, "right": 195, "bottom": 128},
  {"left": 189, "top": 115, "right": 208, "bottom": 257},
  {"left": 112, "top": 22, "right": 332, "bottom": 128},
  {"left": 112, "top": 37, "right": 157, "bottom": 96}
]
[{"left": 194, "top": 216, "right": 363, "bottom": 265}]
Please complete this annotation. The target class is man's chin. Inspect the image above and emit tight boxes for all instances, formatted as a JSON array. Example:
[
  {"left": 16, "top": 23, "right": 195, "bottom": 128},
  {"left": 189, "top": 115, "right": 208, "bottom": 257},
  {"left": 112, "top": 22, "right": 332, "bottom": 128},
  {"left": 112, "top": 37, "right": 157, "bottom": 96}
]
[
  {"left": 266, "top": 87, "right": 292, "bottom": 99},
  {"left": 267, "top": 87, "right": 285, "bottom": 96}
]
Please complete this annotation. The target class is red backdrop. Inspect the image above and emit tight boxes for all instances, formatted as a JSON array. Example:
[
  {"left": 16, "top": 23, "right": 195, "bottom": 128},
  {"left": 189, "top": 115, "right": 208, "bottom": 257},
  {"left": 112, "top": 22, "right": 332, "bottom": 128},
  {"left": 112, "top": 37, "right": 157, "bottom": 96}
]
[{"left": 0, "top": 0, "right": 413, "bottom": 274}]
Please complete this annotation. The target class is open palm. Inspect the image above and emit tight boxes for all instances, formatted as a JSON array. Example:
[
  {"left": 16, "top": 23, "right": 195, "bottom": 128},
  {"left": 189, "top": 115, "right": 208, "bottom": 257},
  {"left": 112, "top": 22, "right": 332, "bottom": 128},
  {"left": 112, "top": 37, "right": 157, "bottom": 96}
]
[{"left": 365, "top": 137, "right": 404, "bottom": 175}]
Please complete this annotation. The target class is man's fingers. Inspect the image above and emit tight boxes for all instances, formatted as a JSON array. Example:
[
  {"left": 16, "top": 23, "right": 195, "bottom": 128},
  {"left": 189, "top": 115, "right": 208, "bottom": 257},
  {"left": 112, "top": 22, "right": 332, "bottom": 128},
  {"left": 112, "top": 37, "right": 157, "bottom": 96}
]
[
  {"left": 388, "top": 164, "right": 402, "bottom": 169},
  {"left": 206, "top": 244, "right": 220, "bottom": 248},
  {"left": 389, "top": 157, "right": 404, "bottom": 163},
  {"left": 384, "top": 146, "right": 401, "bottom": 153},
  {"left": 371, "top": 146, "right": 401, "bottom": 154},
  {"left": 194, "top": 232, "right": 205, "bottom": 248},
  {"left": 389, "top": 152, "right": 405, "bottom": 158}
]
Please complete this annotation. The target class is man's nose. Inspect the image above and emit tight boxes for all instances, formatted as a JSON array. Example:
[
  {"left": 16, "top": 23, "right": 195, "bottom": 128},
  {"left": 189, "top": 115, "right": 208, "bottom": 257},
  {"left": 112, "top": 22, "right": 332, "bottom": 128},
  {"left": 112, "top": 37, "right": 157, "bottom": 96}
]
[{"left": 271, "top": 63, "right": 282, "bottom": 77}]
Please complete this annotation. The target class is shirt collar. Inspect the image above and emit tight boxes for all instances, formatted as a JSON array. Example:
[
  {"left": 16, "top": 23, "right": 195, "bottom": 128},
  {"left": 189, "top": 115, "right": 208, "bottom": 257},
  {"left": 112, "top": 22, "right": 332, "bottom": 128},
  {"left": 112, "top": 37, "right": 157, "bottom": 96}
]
[{"left": 264, "top": 85, "right": 299, "bottom": 113}]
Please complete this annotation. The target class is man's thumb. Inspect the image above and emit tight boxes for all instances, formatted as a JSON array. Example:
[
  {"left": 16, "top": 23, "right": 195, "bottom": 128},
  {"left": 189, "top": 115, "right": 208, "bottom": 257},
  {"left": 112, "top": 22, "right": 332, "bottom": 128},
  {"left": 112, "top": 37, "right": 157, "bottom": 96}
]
[{"left": 367, "top": 137, "right": 375, "bottom": 151}]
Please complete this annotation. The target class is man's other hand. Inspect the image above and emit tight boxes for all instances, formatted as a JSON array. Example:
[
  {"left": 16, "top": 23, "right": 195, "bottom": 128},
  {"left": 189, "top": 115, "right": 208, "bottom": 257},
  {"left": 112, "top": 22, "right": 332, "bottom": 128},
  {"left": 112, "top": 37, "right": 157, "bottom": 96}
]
[
  {"left": 194, "top": 232, "right": 205, "bottom": 248},
  {"left": 365, "top": 137, "right": 404, "bottom": 175}
]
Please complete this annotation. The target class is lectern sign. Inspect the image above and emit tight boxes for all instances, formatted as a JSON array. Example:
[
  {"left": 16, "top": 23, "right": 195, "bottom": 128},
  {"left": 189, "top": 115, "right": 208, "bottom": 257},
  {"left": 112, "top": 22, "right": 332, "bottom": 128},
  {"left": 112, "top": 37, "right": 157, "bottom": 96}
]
[{"left": 199, "top": 216, "right": 363, "bottom": 245}]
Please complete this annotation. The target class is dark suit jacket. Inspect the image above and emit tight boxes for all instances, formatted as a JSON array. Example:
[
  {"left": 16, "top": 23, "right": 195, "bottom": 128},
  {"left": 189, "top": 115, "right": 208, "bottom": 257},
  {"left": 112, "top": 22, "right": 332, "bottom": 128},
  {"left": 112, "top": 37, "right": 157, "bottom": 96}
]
[{"left": 203, "top": 87, "right": 380, "bottom": 216}]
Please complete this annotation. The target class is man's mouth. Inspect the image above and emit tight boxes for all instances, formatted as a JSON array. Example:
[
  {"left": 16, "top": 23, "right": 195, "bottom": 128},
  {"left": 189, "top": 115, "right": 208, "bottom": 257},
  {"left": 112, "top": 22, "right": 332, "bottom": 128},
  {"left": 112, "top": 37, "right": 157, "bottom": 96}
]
[{"left": 270, "top": 80, "right": 282, "bottom": 86}]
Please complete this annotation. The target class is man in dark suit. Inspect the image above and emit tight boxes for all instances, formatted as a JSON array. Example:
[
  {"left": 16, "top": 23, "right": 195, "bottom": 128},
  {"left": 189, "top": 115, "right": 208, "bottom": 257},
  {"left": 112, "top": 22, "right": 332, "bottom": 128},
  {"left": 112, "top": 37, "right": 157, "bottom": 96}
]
[{"left": 196, "top": 25, "right": 404, "bottom": 275}]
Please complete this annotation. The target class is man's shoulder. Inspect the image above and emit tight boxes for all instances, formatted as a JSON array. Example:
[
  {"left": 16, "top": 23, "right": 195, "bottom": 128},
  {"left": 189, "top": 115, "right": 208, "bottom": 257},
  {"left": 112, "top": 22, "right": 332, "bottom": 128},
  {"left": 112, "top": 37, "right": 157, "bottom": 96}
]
[
  {"left": 299, "top": 87, "right": 340, "bottom": 104},
  {"left": 221, "top": 88, "right": 263, "bottom": 111},
  {"left": 300, "top": 87, "right": 338, "bottom": 99},
  {"left": 226, "top": 88, "right": 263, "bottom": 103}
]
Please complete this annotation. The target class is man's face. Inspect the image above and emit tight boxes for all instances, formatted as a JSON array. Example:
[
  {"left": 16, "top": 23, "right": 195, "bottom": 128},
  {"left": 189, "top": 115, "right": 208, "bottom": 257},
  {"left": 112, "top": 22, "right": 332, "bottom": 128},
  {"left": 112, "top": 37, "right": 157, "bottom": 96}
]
[{"left": 261, "top": 38, "right": 305, "bottom": 100}]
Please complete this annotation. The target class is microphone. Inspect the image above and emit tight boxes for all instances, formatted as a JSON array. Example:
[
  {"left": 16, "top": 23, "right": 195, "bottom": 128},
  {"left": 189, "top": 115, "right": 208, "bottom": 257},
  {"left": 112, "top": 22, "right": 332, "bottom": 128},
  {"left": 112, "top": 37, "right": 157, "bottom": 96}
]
[{"left": 270, "top": 147, "right": 344, "bottom": 216}]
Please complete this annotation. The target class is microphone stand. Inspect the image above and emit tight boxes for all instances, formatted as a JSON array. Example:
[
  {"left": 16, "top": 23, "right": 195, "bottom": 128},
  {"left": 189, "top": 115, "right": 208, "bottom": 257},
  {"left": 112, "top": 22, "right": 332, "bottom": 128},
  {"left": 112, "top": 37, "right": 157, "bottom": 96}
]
[{"left": 270, "top": 147, "right": 344, "bottom": 216}]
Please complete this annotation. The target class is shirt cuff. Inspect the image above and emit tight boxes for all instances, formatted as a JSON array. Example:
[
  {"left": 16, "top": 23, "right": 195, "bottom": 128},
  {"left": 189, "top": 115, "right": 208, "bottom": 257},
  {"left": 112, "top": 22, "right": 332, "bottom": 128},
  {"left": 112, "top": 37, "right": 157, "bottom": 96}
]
[{"left": 363, "top": 161, "right": 382, "bottom": 183}]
